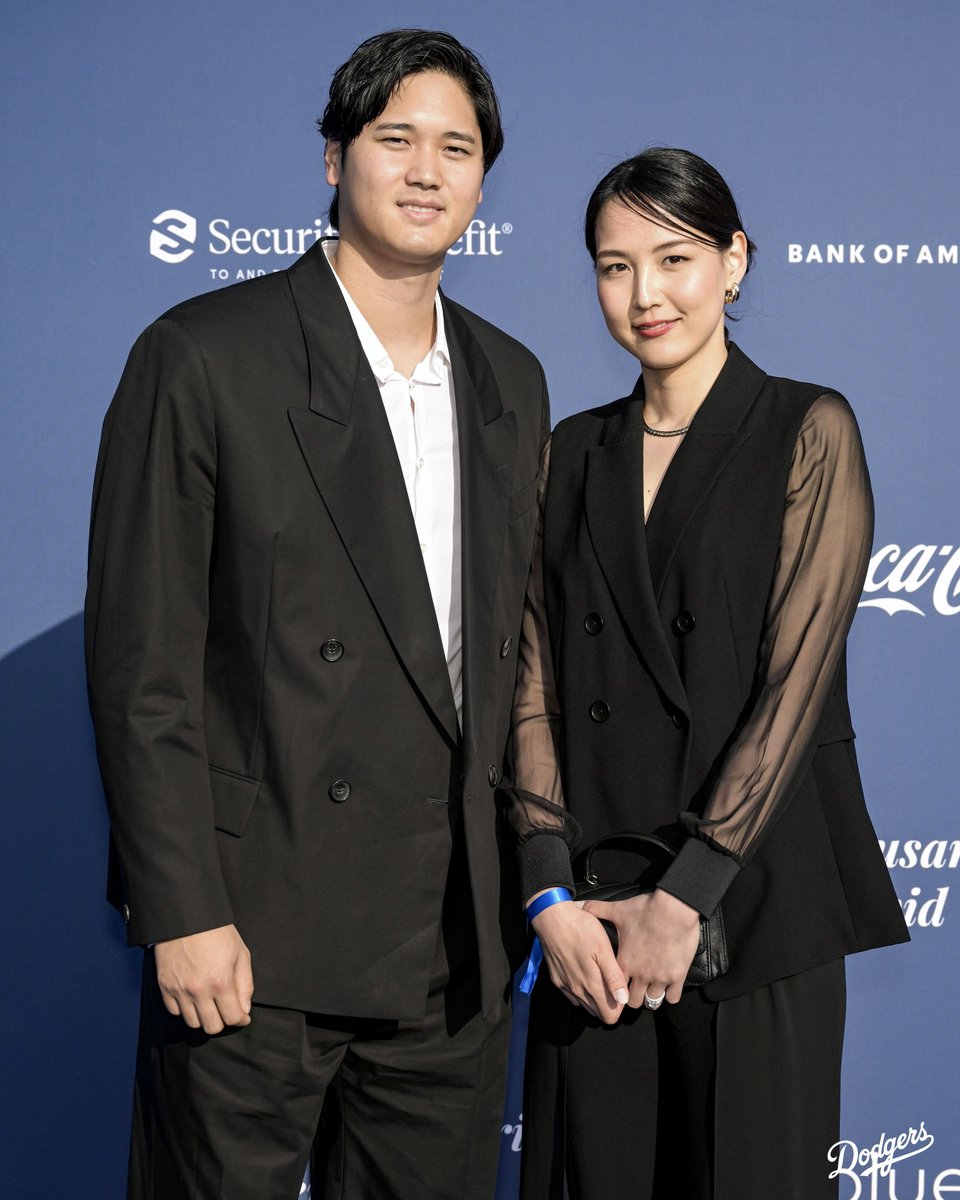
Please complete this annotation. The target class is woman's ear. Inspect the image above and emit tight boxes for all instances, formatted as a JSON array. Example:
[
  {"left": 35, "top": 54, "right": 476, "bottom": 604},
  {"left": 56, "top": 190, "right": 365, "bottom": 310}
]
[{"left": 726, "top": 229, "right": 749, "bottom": 285}]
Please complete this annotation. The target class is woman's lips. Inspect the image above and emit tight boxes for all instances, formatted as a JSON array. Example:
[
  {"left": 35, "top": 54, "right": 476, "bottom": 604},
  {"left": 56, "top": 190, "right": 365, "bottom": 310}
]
[{"left": 635, "top": 319, "right": 679, "bottom": 338}]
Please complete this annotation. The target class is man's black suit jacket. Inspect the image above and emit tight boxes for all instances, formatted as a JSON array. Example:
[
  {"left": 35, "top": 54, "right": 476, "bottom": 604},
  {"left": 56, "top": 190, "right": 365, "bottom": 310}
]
[{"left": 85, "top": 240, "right": 548, "bottom": 1021}]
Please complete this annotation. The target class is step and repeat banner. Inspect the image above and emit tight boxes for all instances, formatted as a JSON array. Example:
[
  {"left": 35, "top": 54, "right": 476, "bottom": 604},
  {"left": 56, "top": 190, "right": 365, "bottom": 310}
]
[{"left": 2, "top": 2, "right": 957, "bottom": 1196}]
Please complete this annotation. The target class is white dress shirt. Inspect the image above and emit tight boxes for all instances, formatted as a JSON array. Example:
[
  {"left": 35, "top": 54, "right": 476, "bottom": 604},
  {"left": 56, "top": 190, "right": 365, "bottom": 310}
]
[{"left": 324, "top": 242, "right": 463, "bottom": 724}]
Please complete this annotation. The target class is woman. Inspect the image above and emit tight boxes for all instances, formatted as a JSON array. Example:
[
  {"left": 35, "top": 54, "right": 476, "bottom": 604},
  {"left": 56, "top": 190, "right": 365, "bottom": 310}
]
[{"left": 504, "top": 149, "right": 908, "bottom": 1200}]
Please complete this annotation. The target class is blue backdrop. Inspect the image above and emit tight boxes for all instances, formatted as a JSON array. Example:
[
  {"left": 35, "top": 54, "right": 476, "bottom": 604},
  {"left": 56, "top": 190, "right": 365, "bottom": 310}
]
[{"left": 3, "top": 2, "right": 957, "bottom": 1196}]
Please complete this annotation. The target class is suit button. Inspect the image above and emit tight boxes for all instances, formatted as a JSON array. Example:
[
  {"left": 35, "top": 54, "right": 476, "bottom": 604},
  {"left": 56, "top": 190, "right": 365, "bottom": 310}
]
[
  {"left": 488, "top": 765, "right": 500, "bottom": 787},
  {"left": 329, "top": 779, "right": 351, "bottom": 802},
  {"left": 589, "top": 700, "right": 610, "bottom": 723},
  {"left": 499, "top": 637, "right": 513, "bottom": 658},
  {"left": 321, "top": 639, "right": 344, "bottom": 662},
  {"left": 584, "top": 612, "right": 604, "bottom": 635},
  {"left": 672, "top": 611, "right": 696, "bottom": 636},
  {"left": 121, "top": 904, "right": 131, "bottom": 925},
  {"left": 670, "top": 707, "right": 689, "bottom": 729}
]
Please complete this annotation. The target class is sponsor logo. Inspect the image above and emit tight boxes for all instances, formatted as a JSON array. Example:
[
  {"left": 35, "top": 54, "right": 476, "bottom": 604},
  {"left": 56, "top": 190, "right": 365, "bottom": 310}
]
[
  {"left": 150, "top": 209, "right": 198, "bottom": 263},
  {"left": 859, "top": 544, "right": 960, "bottom": 617},
  {"left": 879, "top": 838, "right": 960, "bottom": 928},
  {"left": 149, "top": 210, "right": 512, "bottom": 279},
  {"left": 789, "top": 243, "right": 960, "bottom": 265},
  {"left": 828, "top": 1123, "right": 960, "bottom": 1199},
  {"left": 501, "top": 1110, "right": 523, "bottom": 1153}
]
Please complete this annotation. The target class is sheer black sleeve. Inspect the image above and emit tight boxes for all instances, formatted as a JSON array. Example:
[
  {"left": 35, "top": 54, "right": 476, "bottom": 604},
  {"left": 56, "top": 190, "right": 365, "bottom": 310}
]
[
  {"left": 500, "top": 440, "right": 580, "bottom": 904},
  {"left": 658, "top": 393, "right": 874, "bottom": 915}
]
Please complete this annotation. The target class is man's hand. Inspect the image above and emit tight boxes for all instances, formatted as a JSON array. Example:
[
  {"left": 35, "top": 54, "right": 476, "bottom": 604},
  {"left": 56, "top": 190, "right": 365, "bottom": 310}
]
[
  {"left": 530, "top": 900, "right": 630, "bottom": 1024},
  {"left": 581, "top": 889, "right": 701, "bottom": 1009},
  {"left": 154, "top": 924, "right": 254, "bottom": 1034}
]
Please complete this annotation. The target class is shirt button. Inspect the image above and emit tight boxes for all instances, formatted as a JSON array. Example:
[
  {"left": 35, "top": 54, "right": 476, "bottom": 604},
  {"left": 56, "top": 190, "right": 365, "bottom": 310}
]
[
  {"left": 487, "top": 765, "right": 500, "bottom": 787},
  {"left": 499, "top": 637, "right": 513, "bottom": 658},
  {"left": 672, "top": 610, "right": 696, "bottom": 636},
  {"left": 321, "top": 639, "right": 344, "bottom": 662},
  {"left": 121, "top": 904, "right": 131, "bottom": 924},
  {"left": 589, "top": 700, "right": 611, "bottom": 723},
  {"left": 329, "top": 779, "right": 352, "bottom": 803},
  {"left": 584, "top": 612, "right": 604, "bottom": 635}
]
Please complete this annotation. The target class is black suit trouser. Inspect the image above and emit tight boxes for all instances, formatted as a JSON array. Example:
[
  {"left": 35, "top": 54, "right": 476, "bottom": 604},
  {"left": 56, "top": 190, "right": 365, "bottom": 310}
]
[
  {"left": 128, "top": 828, "right": 511, "bottom": 1200},
  {"left": 521, "top": 957, "right": 846, "bottom": 1200}
]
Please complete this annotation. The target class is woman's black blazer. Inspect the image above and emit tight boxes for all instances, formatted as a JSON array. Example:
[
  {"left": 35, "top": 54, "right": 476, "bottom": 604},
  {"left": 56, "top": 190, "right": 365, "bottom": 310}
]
[{"left": 534, "top": 344, "right": 907, "bottom": 1000}]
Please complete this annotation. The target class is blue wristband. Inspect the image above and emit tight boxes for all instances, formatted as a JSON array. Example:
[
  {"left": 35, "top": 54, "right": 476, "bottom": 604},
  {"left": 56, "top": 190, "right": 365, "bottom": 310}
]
[
  {"left": 519, "top": 887, "right": 574, "bottom": 995},
  {"left": 525, "top": 887, "right": 575, "bottom": 922}
]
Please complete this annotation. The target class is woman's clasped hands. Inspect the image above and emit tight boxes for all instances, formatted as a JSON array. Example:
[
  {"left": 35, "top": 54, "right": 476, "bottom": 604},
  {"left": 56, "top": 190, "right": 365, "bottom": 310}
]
[{"left": 531, "top": 889, "right": 702, "bottom": 1023}]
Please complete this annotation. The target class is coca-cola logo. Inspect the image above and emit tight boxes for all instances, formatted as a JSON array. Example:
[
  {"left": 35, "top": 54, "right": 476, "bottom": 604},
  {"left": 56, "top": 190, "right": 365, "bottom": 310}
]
[{"left": 859, "top": 544, "right": 960, "bottom": 616}]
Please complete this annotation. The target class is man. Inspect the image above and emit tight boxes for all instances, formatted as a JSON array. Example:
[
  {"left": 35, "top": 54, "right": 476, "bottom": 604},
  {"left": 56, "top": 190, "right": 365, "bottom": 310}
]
[{"left": 85, "top": 29, "right": 547, "bottom": 1199}]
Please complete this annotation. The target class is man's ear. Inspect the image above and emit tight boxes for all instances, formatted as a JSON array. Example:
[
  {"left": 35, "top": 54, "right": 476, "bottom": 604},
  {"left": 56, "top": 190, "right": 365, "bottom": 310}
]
[{"left": 324, "top": 139, "right": 342, "bottom": 187}]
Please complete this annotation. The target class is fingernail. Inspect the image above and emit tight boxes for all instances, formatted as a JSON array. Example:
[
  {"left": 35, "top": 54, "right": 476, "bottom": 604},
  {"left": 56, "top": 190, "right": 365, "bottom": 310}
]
[
  {"left": 574, "top": 900, "right": 585, "bottom": 909},
  {"left": 615, "top": 988, "right": 629, "bottom": 1004}
]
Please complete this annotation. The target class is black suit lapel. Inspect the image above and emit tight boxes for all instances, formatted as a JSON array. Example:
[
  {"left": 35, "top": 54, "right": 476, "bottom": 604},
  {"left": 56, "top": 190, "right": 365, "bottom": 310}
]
[
  {"left": 583, "top": 346, "right": 767, "bottom": 713},
  {"left": 584, "top": 398, "right": 687, "bottom": 715},
  {"left": 644, "top": 343, "right": 767, "bottom": 600},
  {"left": 443, "top": 299, "right": 516, "bottom": 763},
  {"left": 285, "top": 242, "right": 460, "bottom": 745}
]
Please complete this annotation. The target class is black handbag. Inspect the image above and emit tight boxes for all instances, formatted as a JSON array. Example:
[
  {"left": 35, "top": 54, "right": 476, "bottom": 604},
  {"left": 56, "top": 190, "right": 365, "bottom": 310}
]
[{"left": 574, "top": 831, "right": 728, "bottom": 988}]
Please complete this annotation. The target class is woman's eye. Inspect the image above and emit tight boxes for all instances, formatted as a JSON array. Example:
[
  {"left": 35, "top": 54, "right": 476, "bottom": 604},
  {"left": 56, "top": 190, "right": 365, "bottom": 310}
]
[
  {"left": 600, "top": 262, "right": 628, "bottom": 276},
  {"left": 664, "top": 255, "right": 687, "bottom": 265}
]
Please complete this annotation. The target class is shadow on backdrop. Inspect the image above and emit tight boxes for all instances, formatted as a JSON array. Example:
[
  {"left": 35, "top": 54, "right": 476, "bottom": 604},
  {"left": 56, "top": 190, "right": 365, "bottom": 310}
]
[{"left": 0, "top": 612, "right": 139, "bottom": 1197}]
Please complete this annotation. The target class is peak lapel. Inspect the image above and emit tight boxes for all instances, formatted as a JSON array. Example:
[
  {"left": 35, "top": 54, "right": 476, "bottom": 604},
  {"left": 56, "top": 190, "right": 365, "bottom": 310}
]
[
  {"left": 285, "top": 244, "right": 459, "bottom": 745},
  {"left": 645, "top": 343, "right": 767, "bottom": 600},
  {"left": 584, "top": 392, "right": 687, "bottom": 714},
  {"left": 443, "top": 299, "right": 516, "bottom": 763}
]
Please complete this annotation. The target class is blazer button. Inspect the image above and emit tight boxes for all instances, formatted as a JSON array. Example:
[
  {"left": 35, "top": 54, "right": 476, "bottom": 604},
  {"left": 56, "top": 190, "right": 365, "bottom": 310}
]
[
  {"left": 671, "top": 611, "right": 696, "bottom": 636},
  {"left": 321, "top": 639, "right": 344, "bottom": 662},
  {"left": 670, "top": 707, "right": 689, "bottom": 729},
  {"left": 488, "top": 765, "right": 500, "bottom": 787},
  {"left": 584, "top": 612, "right": 604, "bottom": 635},
  {"left": 329, "top": 779, "right": 351, "bottom": 802},
  {"left": 589, "top": 700, "right": 610, "bottom": 723},
  {"left": 121, "top": 904, "right": 131, "bottom": 925},
  {"left": 499, "top": 637, "right": 513, "bottom": 658}
]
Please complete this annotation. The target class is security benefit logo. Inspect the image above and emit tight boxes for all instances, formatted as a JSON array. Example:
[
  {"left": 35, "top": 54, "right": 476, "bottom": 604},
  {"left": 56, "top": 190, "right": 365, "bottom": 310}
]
[
  {"left": 828, "top": 1124, "right": 960, "bottom": 1199},
  {"left": 149, "top": 210, "right": 511, "bottom": 279},
  {"left": 150, "top": 210, "right": 198, "bottom": 264},
  {"left": 859, "top": 543, "right": 960, "bottom": 617}
]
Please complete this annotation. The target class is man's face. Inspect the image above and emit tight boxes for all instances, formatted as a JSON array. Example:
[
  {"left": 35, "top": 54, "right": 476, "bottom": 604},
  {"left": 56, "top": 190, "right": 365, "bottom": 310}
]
[{"left": 325, "top": 70, "right": 485, "bottom": 272}]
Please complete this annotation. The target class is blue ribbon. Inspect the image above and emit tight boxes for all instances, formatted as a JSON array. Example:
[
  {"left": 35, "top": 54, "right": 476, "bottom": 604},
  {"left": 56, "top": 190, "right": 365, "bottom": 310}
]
[{"left": 518, "top": 887, "right": 574, "bottom": 995}]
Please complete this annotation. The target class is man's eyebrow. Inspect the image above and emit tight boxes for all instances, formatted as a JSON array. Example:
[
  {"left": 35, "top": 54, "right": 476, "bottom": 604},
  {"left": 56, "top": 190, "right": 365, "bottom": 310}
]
[{"left": 373, "top": 121, "right": 477, "bottom": 144}]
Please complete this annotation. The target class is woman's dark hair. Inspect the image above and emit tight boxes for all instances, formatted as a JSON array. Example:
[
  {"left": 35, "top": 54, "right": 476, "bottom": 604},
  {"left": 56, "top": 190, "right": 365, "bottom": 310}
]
[
  {"left": 318, "top": 29, "right": 503, "bottom": 229},
  {"left": 584, "top": 148, "right": 757, "bottom": 273}
]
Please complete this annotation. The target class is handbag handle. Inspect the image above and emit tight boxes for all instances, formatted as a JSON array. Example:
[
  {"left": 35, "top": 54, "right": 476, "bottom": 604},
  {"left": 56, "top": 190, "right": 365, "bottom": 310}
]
[{"left": 581, "top": 831, "right": 678, "bottom": 885}]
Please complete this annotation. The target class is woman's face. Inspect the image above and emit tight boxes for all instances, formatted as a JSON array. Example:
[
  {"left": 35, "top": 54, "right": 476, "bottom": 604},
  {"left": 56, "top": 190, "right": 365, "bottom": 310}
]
[{"left": 594, "top": 199, "right": 746, "bottom": 379}]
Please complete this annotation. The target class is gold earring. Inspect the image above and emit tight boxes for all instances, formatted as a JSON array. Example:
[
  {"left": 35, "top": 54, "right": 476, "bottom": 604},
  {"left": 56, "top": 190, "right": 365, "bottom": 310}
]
[{"left": 724, "top": 282, "right": 741, "bottom": 304}]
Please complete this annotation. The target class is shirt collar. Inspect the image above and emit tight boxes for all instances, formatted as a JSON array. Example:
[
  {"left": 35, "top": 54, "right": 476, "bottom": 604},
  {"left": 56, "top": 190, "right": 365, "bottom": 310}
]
[{"left": 323, "top": 239, "right": 449, "bottom": 386}]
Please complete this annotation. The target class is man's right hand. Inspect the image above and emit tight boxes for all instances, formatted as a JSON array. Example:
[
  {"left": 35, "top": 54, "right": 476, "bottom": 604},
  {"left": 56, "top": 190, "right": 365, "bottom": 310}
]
[
  {"left": 154, "top": 924, "right": 254, "bottom": 1034},
  {"left": 530, "top": 901, "right": 629, "bottom": 1024}
]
